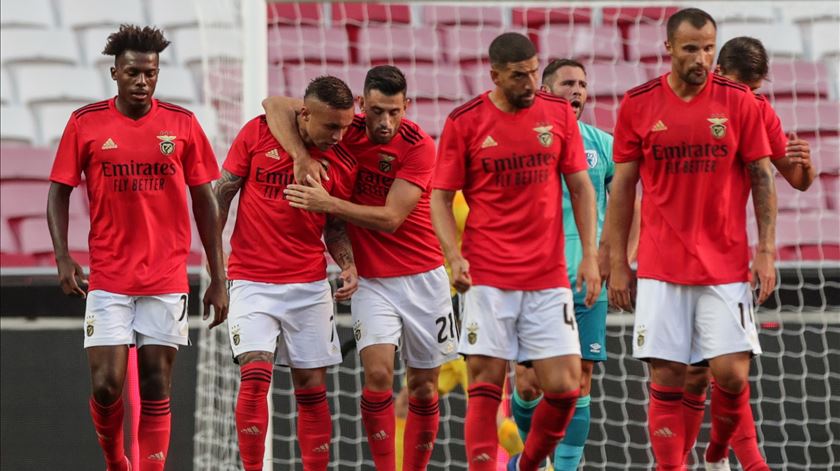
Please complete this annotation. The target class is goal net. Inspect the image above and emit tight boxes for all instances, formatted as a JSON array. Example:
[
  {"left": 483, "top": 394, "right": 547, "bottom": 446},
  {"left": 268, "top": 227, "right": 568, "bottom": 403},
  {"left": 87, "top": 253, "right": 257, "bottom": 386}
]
[{"left": 193, "top": 1, "right": 840, "bottom": 470}]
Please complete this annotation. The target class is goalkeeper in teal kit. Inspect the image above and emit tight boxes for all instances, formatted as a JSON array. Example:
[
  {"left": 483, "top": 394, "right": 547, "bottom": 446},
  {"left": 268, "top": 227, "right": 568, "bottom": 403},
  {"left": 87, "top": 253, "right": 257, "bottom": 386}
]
[{"left": 510, "top": 59, "right": 627, "bottom": 470}]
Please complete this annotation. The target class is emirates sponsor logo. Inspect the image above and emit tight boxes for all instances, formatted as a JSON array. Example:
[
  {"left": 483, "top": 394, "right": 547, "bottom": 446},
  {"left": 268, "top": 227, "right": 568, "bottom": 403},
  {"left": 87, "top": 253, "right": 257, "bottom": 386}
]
[
  {"left": 651, "top": 120, "right": 668, "bottom": 132},
  {"left": 101, "top": 138, "right": 118, "bottom": 150},
  {"left": 240, "top": 425, "right": 261, "bottom": 435},
  {"left": 653, "top": 427, "right": 676, "bottom": 438},
  {"left": 146, "top": 451, "right": 166, "bottom": 461},
  {"left": 481, "top": 135, "right": 498, "bottom": 148}
]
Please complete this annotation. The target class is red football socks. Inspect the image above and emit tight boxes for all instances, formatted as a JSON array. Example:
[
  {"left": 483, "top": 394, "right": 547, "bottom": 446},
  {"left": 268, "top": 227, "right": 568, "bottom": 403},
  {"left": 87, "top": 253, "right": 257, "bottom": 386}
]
[
  {"left": 728, "top": 384, "right": 769, "bottom": 470},
  {"left": 89, "top": 396, "right": 129, "bottom": 471},
  {"left": 138, "top": 398, "right": 171, "bottom": 471},
  {"left": 649, "top": 383, "right": 685, "bottom": 470},
  {"left": 403, "top": 394, "right": 440, "bottom": 471},
  {"left": 681, "top": 389, "right": 707, "bottom": 460},
  {"left": 295, "top": 385, "right": 332, "bottom": 471},
  {"left": 465, "top": 383, "right": 502, "bottom": 471},
  {"left": 518, "top": 389, "right": 579, "bottom": 471},
  {"left": 360, "top": 388, "right": 396, "bottom": 471},
  {"left": 705, "top": 382, "right": 749, "bottom": 463},
  {"left": 236, "top": 361, "right": 272, "bottom": 471}
]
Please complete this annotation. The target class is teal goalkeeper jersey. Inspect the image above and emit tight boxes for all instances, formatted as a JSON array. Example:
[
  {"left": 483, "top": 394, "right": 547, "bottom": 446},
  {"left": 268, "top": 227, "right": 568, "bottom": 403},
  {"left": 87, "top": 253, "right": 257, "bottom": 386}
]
[{"left": 562, "top": 121, "right": 614, "bottom": 304}]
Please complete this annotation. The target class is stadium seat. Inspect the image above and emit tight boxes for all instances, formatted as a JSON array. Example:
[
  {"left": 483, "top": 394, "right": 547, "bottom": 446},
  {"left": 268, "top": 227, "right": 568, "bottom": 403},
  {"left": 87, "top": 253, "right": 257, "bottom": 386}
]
[
  {"left": 511, "top": 7, "right": 593, "bottom": 29},
  {"left": 14, "top": 65, "right": 106, "bottom": 106},
  {"left": 775, "top": 174, "right": 827, "bottom": 211},
  {"left": 0, "top": 146, "right": 54, "bottom": 180},
  {"left": 601, "top": 7, "right": 680, "bottom": 25},
  {"left": 422, "top": 5, "right": 505, "bottom": 26},
  {"left": 0, "top": 29, "right": 80, "bottom": 66},
  {"left": 148, "top": 0, "right": 236, "bottom": 30},
  {"left": 778, "top": 3, "right": 840, "bottom": 23},
  {"left": 331, "top": 3, "right": 412, "bottom": 25},
  {"left": 268, "top": 66, "right": 286, "bottom": 96},
  {"left": 356, "top": 26, "right": 441, "bottom": 65},
  {"left": 57, "top": 0, "right": 145, "bottom": 30},
  {"left": 0, "top": 0, "right": 54, "bottom": 29},
  {"left": 0, "top": 106, "right": 37, "bottom": 145},
  {"left": 814, "top": 137, "right": 840, "bottom": 174},
  {"left": 823, "top": 174, "right": 839, "bottom": 209},
  {"left": 719, "top": 23, "right": 805, "bottom": 57},
  {"left": 171, "top": 28, "right": 241, "bottom": 66},
  {"left": 0, "top": 217, "right": 18, "bottom": 254},
  {"left": 0, "top": 180, "right": 86, "bottom": 220},
  {"left": 190, "top": 105, "right": 220, "bottom": 145},
  {"left": 267, "top": 2, "right": 324, "bottom": 25},
  {"left": 776, "top": 211, "right": 840, "bottom": 261},
  {"left": 774, "top": 99, "right": 840, "bottom": 137},
  {"left": 17, "top": 216, "right": 89, "bottom": 255},
  {"left": 153, "top": 66, "right": 199, "bottom": 105},
  {"left": 0, "top": 69, "right": 11, "bottom": 104},
  {"left": 538, "top": 25, "right": 623, "bottom": 63},
  {"left": 701, "top": 3, "right": 776, "bottom": 23},
  {"left": 644, "top": 60, "right": 672, "bottom": 80},
  {"left": 37, "top": 103, "right": 87, "bottom": 146},
  {"left": 81, "top": 27, "right": 175, "bottom": 66},
  {"left": 443, "top": 26, "right": 524, "bottom": 64},
  {"left": 406, "top": 101, "right": 448, "bottom": 139},
  {"left": 757, "top": 59, "right": 831, "bottom": 99},
  {"left": 805, "top": 21, "right": 840, "bottom": 59},
  {"left": 459, "top": 64, "right": 494, "bottom": 97},
  {"left": 269, "top": 26, "right": 349, "bottom": 65},
  {"left": 581, "top": 101, "right": 620, "bottom": 133},
  {"left": 404, "top": 65, "right": 469, "bottom": 102},
  {"left": 586, "top": 62, "right": 649, "bottom": 98},
  {"left": 626, "top": 24, "right": 668, "bottom": 62},
  {"left": 283, "top": 63, "right": 368, "bottom": 98}
]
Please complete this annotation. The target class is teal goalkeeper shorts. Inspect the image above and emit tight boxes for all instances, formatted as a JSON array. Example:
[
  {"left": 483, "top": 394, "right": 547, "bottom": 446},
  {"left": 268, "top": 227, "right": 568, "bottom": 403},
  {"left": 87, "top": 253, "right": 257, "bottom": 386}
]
[{"left": 575, "top": 300, "right": 608, "bottom": 362}]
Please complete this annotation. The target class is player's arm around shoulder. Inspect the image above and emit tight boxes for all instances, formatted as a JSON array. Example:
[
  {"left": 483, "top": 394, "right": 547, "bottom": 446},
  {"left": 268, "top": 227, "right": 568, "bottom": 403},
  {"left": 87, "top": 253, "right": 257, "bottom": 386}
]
[{"left": 262, "top": 96, "right": 326, "bottom": 183}]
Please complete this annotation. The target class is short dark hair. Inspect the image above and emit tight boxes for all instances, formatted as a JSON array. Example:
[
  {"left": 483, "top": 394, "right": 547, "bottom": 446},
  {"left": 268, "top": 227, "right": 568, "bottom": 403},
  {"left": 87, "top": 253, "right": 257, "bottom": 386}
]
[
  {"left": 542, "top": 59, "right": 586, "bottom": 84},
  {"left": 488, "top": 32, "right": 537, "bottom": 67},
  {"left": 102, "top": 24, "right": 170, "bottom": 58},
  {"left": 666, "top": 8, "right": 716, "bottom": 42},
  {"left": 364, "top": 65, "right": 407, "bottom": 97},
  {"left": 304, "top": 75, "right": 354, "bottom": 109},
  {"left": 718, "top": 37, "right": 769, "bottom": 84}
]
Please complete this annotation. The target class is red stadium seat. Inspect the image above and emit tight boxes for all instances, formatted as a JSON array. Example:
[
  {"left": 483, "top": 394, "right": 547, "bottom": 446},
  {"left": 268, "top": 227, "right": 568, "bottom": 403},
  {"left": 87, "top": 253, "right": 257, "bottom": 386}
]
[
  {"left": 813, "top": 137, "right": 840, "bottom": 175},
  {"left": 284, "top": 64, "right": 368, "bottom": 98},
  {"left": 512, "top": 7, "right": 593, "bottom": 28},
  {"left": 267, "top": 2, "right": 324, "bottom": 25},
  {"left": 774, "top": 100, "right": 840, "bottom": 138},
  {"left": 404, "top": 65, "right": 470, "bottom": 102},
  {"left": 1, "top": 106, "right": 37, "bottom": 145},
  {"left": 405, "top": 101, "right": 449, "bottom": 139},
  {"left": 644, "top": 61, "right": 671, "bottom": 80},
  {"left": 776, "top": 212, "right": 840, "bottom": 261},
  {"left": 581, "top": 101, "right": 620, "bottom": 133},
  {"left": 756, "top": 60, "right": 830, "bottom": 99},
  {"left": 719, "top": 23, "right": 805, "bottom": 58},
  {"left": 332, "top": 3, "right": 412, "bottom": 25},
  {"left": 538, "top": 25, "right": 623, "bottom": 63},
  {"left": 626, "top": 24, "right": 667, "bottom": 62},
  {"left": 0, "top": 180, "right": 86, "bottom": 220},
  {"left": 269, "top": 26, "right": 349, "bottom": 64},
  {"left": 0, "top": 215, "right": 37, "bottom": 266},
  {"left": 602, "top": 7, "right": 680, "bottom": 25},
  {"left": 775, "top": 174, "right": 828, "bottom": 212},
  {"left": 443, "top": 26, "right": 523, "bottom": 65},
  {"left": 585, "top": 62, "right": 649, "bottom": 99},
  {"left": 1, "top": 217, "right": 18, "bottom": 254},
  {"left": 459, "top": 64, "right": 494, "bottom": 96},
  {"left": 422, "top": 5, "right": 505, "bottom": 26},
  {"left": 356, "top": 26, "right": 441, "bottom": 65},
  {"left": 0, "top": 146, "right": 54, "bottom": 180},
  {"left": 17, "top": 216, "right": 88, "bottom": 254}
]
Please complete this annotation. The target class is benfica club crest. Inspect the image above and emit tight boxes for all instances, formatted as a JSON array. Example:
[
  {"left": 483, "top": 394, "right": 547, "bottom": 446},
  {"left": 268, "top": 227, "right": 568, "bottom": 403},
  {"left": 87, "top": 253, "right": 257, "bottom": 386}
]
[
  {"left": 157, "top": 133, "right": 177, "bottom": 155},
  {"left": 533, "top": 125, "right": 554, "bottom": 147},
  {"left": 707, "top": 116, "right": 728, "bottom": 139},
  {"left": 378, "top": 153, "right": 396, "bottom": 173}
]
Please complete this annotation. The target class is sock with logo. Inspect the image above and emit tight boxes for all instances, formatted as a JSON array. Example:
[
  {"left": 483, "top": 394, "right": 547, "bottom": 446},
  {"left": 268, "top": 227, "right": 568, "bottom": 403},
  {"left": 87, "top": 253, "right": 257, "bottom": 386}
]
[
  {"left": 402, "top": 394, "right": 440, "bottom": 471},
  {"left": 89, "top": 396, "right": 129, "bottom": 471},
  {"left": 360, "top": 388, "right": 396, "bottom": 471},
  {"left": 138, "top": 398, "right": 171, "bottom": 471},
  {"left": 681, "top": 389, "right": 707, "bottom": 461},
  {"left": 705, "top": 382, "right": 750, "bottom": 464},
  {"left": 295, "top": 385, "right": 332, "bottom": 471},
  {"left": 553, "top": 394, "right": 591, "bottom": 471},
  {"left": 729, "top": 387, "right": 769, "bottom": 471},
  {"left": 236, "top": 361, "right": 272, "bottom": 471},
  {"left": 649, "top": 383, "right": 685, "bottom": 470},
  {"left": 518, "top": 389, "right": 578, "bottom": 471},
  {"left": 465, "top": 383, "right": 502, "bottom": 471},
  {"left": 510, "top": 388, "right": 540, "bottom": 443}
]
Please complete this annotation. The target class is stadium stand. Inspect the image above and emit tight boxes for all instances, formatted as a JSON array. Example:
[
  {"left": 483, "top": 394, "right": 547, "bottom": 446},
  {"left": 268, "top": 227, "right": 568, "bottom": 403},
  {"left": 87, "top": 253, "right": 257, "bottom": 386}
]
[
  {"left": 356, "top": 25, "right": 441, "bottom": 65},
  {"left": 538, "top": 25, "right": 624, "bottom": 63},
  {"left": 0, "top": 106, "right": 37, "bottom": 145},
  {"left": 0, "top": 0, "right": 55, "bottom": 29},
  {"left": 57, "top": 0, "right": 146, "bottom": 30},
  {"left": 511, "top": 7, "right": 593, "bottom": 28},
  {"left": 0, "top": 146, "right": 53, "bottom": 180},
  {"left": 269, "top": 26, "right": 350, "bottom": 64},
  {"left": 153, "top": 65, "right": 200, "bottom": 105},
  {"left": 0, "top": 29, "right": 79, "bottom": 66},
  {"left": 422, "top": 5, "right": 505, "bottom": 26}
]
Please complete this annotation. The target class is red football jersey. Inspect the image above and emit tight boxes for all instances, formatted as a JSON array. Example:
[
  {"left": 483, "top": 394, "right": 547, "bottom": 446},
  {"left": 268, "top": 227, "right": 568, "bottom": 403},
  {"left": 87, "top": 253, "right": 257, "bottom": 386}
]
[
  {"left": 434, "top": 92, "right": 588, "bottom": 290},
  {"left": 224, "top": 115, "right": 356, "bottom": 283},
  {"left": 342, "top": 115, "right": 444, "bottom": 278},
  {"left": 756, "top": 94, "right": 787, "bottom": 160},
  {"left": 613, "top": 74, "right": 771, "bottom": 285},
  {"left": 50, "top": 98, "right": 220, "bottom": 295}
]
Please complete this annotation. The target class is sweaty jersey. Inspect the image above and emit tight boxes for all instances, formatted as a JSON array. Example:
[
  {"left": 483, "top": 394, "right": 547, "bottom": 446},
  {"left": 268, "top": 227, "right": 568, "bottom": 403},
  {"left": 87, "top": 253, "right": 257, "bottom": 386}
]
[
  {"left": 434, "top": 91, "right": 588, "bottom": 290},
  {"left": 756, "top": 94, "right": 787, "bottom": 160},
  {"left": 564, "top": 121, "right": 614, "bottom": 304},
  {"left": 224, "top": 115, "right": 355, "bottom": 284},
  {"left": 50, "top": 98, "right": 219, "bottom": 295},
  {"left": 343, "top": 115, "right": 444, "bottom": 279},
  {"left": 613, "top": 73, "right": 771, "bottom": 285}
]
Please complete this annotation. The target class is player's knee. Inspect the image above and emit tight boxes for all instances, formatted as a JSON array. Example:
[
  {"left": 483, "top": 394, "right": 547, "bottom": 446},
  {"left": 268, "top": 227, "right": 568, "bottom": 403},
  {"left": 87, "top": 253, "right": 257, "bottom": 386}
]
[
  {"left": 684, "top": 367, "right": 711, "bottom": 395},
  {"left": 139, "top": 368, "right": 172, "bottom": 400},
  {"left": 364, "top": 364, "right": 393, "bottom": 391},
  {"left": 713, "top": 373, "right": 748, "bottom": 394},
  {"left": 407, "top": 377, "right": 436, "bottom": 401},
  {"left": 91, "top": 372, "right": 123, "bottom": 405},
  {"left": 517, "top": 384, "right": 541, "bottom": 402}
]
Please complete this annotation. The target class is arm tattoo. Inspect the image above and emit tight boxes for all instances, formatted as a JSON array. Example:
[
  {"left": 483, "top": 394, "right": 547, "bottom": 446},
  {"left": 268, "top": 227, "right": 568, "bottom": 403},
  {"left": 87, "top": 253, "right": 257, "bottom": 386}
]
[
  {"left": 748, "top": 159, "right": 777, "bottom": 252},
  {"left": 213, "top": 170, "right": 243, "bottom": 229},
  {"left": 325, "top": 216, "right": 355, "bottom": 270}
]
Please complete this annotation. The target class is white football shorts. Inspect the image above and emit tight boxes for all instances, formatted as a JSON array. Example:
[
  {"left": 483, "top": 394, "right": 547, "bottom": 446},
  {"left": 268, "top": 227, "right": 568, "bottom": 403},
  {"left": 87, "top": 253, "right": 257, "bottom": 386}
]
[
  {"left": 351, "top": 266, "right": 459, "bottom": 369},
  {"left": 83, "top": 289, "right": 189, "bottom": 349},
  {"left": 632, "top": 279, "right": 762, "bottom": 364},
  {"left": 227, "top": 279, "right": 341, "bottom": 369},
  {"left": 458, "top": 285, "right": 581, "bottom": 363}
]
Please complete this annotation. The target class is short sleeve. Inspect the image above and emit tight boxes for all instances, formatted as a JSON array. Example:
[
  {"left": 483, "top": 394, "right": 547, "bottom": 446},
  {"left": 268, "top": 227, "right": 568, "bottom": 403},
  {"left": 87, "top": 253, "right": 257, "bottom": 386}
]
[
  {"left": 49, "top": 115, "right": 84, "bottom": 187},
  {"left": 612, "top": 95, "right": 642, "bottom": 163},
  {"left": 183, "top": 115, "right": 221, "bottom": 185},
  {"left": 396, "top": 136, "right": 436, "bottom": 191},
  {"left": 737, "top": 93, "right": 772, "bottom": 163},
  {"left": 559, "top": 105, "right": 588, "bottom": 175},
  {"left": 222, "top": 118, "right": 259, "bottom": 178},
  {"left": 433, "top": 117, "right": 467, "bottom": 191},
  {"left": 761, "top": 100, "right": 788, "bottom": 160}
]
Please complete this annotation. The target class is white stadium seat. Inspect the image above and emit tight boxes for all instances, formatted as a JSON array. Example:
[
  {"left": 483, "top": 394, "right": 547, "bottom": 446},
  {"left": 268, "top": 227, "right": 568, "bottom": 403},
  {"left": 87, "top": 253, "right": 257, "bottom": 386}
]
[
  {"left": 190, "top": 104, "right": 219, "bottom": 144},
  {"left": 171, "top": 27, "right": 241, "bottom": 66},
  {"left": 37, "top": 103, "right": 88, "bottom": 146},
  {"left": 1, "top": 69, "right": 12, "bottom": 104},
  {"left": 778, "top": 3, "right": 840, "bottom": 22},
  {"left": 0, "top": 105, "right": 37, "bottom": 145},
  {"left": 57, "top": 0, "right": 145, "bottom": 30},
  {"left": 154, "top": 66, "right": 199, "bottom": 104},
  {"left": 0, "top": 0, "right": 55, "bottom": 29},
  {"left": 702, "top": 1, "right": 776, "bottom": 23},
  {"left": 806, "top": 21, "right": 840, "bottom": 59},
  {"left": 718, "top": 22, "right": 804, "bottom": 57},
  {"left": 15, "top": 65, "right": 106, "bottom": 106},
  {"left": 0, "top": 29, "right": 80, "bottom": 66},
  {"left": 148, "top": 0, "right": 236, "bottom": 30}
]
